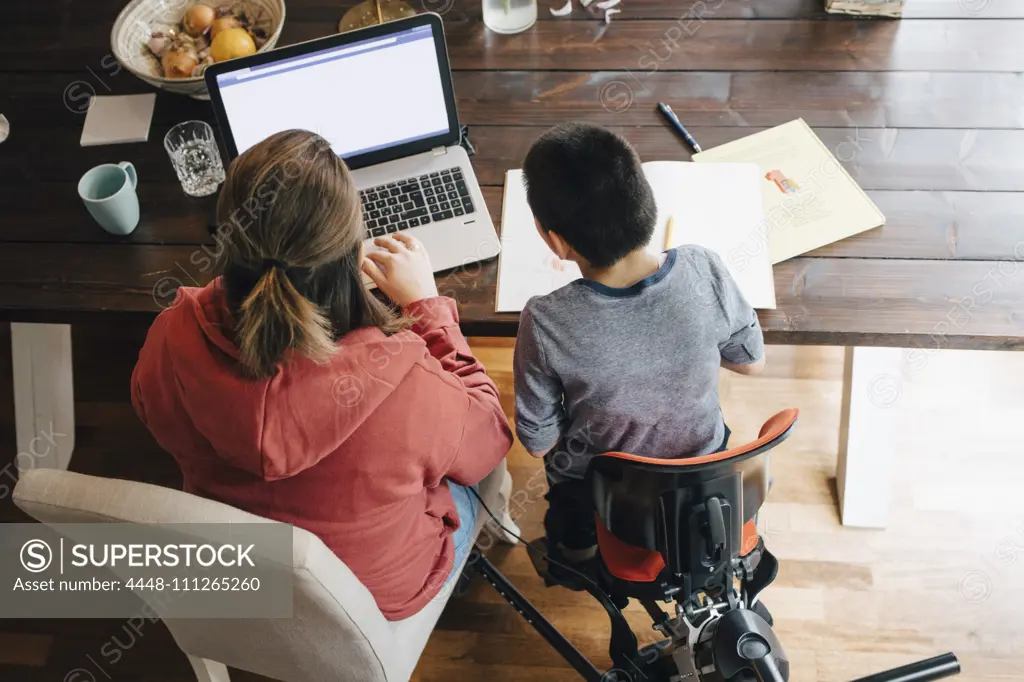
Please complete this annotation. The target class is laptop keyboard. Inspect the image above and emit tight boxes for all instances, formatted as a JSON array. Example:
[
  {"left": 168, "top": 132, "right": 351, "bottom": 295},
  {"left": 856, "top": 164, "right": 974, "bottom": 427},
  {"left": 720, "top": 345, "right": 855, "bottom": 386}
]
[{"left": 360, "top": 166, "right": 477, "bottom": 239}]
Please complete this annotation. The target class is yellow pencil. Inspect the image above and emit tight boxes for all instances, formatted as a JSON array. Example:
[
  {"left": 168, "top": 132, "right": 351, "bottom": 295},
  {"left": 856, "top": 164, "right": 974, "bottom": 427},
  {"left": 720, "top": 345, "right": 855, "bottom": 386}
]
[{"left": 663, "top": 215, "right": 676, "bottom": 250}]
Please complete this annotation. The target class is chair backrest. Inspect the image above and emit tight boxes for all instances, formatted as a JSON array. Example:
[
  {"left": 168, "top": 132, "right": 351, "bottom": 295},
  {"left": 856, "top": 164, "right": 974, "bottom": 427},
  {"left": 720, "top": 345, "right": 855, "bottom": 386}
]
[
  {"left": 13, "top": 469, "right": 401, "bottom": 682},
  {"left": 587, "top": 409, "right": 798, "bottom": 590}
]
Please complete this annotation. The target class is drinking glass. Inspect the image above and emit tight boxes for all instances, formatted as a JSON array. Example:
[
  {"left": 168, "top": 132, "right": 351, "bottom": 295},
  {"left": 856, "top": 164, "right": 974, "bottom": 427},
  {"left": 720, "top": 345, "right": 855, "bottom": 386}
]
[
  {"left": 482, "top": 0, "right": 537, "bottom": 34},
  {"left": 164, "top": 120, "right": 226, "bottom": 197}
]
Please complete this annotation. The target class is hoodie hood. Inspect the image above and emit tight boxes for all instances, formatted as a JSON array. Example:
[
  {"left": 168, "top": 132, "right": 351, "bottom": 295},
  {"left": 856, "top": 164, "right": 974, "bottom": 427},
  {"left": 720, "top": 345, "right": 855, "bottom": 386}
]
[{"left": 143, "top": 282, "right": 422, "bottom": 480}]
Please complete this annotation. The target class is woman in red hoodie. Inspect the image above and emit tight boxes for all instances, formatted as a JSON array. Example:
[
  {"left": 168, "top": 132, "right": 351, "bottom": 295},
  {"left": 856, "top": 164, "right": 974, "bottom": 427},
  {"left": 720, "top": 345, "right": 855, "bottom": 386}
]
[{"left": 131, "top": 130, "right": 513, "bottom": 620}]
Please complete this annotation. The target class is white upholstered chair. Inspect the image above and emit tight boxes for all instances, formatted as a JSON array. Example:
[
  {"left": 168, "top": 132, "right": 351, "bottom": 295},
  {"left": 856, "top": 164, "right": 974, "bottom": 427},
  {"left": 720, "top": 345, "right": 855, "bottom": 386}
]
[{"left": 13, "top": 461, "right": 519, "bottom": 682}]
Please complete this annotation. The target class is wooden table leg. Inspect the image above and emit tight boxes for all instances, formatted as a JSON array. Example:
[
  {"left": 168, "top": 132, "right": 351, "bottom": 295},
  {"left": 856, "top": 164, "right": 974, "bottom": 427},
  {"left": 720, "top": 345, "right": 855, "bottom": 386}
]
[
  {"left": 11, "top": 323, "right": 75, "bottom": 473},
  {"left": 835, "top": 346, "right": 904, "bottom": 528}
]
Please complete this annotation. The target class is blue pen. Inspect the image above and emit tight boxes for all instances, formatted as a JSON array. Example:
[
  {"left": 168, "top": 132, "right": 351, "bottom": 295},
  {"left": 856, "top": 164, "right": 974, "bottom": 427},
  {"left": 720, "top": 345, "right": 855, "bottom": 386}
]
[{"left": 657, "top": 102, "right": 702, "bottom": 154}]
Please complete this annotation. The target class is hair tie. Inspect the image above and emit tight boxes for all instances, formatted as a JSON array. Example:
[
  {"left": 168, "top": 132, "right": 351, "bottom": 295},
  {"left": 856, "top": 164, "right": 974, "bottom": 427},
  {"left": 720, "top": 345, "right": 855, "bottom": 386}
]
[{"left": 261, "top": 258, "right": 288, "bottom": 273}]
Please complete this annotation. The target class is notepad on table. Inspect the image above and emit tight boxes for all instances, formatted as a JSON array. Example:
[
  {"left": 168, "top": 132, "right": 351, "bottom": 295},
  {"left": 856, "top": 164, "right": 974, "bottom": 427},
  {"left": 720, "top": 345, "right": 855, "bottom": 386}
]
[
  {"left": 495, "top": 162, "right": 777, "bottom": 312},
  {"left": 80, "top": 94, "right": 156, "bottom": 147},
  {"left": 692, "top": 119, "right": 886, "bottom": 264}
]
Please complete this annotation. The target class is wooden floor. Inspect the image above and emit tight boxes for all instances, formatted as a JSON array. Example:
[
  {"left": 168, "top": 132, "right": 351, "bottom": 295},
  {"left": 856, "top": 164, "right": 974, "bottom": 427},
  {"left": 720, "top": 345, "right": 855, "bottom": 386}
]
[{"left": 1, "top": 324, "right": 1022, "bottom": 681}]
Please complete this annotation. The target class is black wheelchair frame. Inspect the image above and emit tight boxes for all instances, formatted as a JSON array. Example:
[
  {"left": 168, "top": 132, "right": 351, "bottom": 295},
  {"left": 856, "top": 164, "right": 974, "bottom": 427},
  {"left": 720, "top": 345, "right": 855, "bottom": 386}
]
[{"left": 465, "top": 410, "right": 963, "bottom": 682}]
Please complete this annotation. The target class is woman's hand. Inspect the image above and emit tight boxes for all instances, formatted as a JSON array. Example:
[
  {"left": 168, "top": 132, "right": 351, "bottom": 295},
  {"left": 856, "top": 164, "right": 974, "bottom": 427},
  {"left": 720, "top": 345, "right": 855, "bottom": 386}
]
[{"left": 362, "top": 233, "right": 439, "bottom": 308}]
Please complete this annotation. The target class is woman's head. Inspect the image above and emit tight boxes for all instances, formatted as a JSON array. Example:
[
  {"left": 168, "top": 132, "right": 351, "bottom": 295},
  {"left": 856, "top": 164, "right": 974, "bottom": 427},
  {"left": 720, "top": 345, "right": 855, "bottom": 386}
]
[{"left": 215, "top": 129, "right": 405, "bottom": 379}]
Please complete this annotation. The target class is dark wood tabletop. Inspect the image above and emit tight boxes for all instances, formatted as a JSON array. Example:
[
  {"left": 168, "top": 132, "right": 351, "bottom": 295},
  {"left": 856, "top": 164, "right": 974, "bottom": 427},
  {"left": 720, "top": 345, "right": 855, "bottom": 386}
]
[{"left": 2, "top": 0, "right": 1024, "bottom": 347}]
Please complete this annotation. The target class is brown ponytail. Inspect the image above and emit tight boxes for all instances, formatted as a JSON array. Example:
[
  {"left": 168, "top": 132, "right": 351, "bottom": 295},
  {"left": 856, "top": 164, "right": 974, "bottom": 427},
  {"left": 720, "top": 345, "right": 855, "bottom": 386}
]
[
  {"left": 236, "top": 266, "right": 336, "bottom": 378},
  {"left": 213, "top": 129, "right": 410, "bottom": 379}
]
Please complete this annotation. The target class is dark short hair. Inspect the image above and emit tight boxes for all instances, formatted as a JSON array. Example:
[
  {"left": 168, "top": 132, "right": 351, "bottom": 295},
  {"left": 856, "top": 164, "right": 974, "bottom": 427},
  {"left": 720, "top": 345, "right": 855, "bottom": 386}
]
[{"left": 522, "top": 122, "right": 657, "bottom": 268}]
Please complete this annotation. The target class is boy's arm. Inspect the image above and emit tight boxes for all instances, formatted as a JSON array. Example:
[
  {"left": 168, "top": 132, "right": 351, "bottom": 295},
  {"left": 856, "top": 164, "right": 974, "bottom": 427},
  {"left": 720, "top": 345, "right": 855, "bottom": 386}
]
[
  {"left": 707, "top": 251, "right": 766, "bottom": 375},
  {"left": 513, "top": 304, "right": 565, "bottom": 458}
]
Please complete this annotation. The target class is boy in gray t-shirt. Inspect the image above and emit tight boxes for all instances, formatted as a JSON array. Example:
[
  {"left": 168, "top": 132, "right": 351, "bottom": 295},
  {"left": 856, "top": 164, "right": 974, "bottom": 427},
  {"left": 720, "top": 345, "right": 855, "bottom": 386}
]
[{"left": 513, "top": 123, "right": 765, "bottom": 577}]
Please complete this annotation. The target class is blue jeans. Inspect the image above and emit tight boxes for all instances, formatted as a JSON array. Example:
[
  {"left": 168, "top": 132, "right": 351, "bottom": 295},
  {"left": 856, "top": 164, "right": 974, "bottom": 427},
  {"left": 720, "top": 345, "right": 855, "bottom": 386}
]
[{"left": 446, "top": 482, "right": 478, "bottom": 582}]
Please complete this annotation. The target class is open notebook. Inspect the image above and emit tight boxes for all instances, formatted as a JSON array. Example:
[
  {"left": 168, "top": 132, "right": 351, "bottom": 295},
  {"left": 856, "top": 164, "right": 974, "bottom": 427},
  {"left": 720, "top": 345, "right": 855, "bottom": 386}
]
[
  {"left": 495, "top": 163, "right": 777, "bottom": 312},
  {"left": 693, "top": 119, "right": 886, "bottom": 264}
]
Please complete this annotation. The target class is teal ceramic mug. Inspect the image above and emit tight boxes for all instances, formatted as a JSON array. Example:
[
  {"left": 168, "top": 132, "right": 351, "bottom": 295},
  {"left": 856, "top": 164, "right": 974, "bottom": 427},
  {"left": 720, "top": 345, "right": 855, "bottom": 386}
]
[{"left": 77, "top": 162, "right": 139, "bottom": 235}]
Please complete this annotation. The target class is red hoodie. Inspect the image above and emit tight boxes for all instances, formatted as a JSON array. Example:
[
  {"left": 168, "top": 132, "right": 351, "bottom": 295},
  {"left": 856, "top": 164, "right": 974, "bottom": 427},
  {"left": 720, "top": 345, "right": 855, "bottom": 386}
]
[{"left": 131, "top": 280, "right": 512, "bottom": 620}]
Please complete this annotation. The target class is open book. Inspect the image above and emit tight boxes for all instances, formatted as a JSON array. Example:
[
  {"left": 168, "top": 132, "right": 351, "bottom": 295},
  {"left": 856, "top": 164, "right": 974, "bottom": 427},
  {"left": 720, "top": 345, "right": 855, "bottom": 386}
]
[
  {"left": 495, "top": 162, "right": 777, "bottom": 312},
  {"left": 693, "top": 119, "right": 886, "bottom": 264}
]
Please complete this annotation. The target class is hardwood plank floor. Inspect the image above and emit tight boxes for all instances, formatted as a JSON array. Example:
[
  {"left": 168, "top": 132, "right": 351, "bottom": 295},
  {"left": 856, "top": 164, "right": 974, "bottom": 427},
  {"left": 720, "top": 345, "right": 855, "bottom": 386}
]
[
  {"left": 1, "top": 324, "right": 1023, "bottom": 681},
  {"left": 0, "top": 632, "right": 52, "bottom": 667}
]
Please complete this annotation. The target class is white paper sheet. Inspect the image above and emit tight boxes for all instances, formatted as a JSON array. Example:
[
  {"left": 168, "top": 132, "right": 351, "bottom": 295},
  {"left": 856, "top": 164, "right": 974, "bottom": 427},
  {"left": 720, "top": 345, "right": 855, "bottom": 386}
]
[
  {"left": 642, "top": 161, "right": 777, "bottom": 310},
  {"left": 495, "top": 170, "right": 582, "bottom": 312},
  {"left": 495, "top": 163, "right": 776, "bottom": 312}
]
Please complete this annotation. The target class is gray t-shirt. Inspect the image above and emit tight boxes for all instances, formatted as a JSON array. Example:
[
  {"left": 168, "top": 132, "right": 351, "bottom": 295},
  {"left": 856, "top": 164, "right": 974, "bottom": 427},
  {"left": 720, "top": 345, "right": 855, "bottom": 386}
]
[{"left": 513, "top": 246, "right": 764, "bottom": 481}]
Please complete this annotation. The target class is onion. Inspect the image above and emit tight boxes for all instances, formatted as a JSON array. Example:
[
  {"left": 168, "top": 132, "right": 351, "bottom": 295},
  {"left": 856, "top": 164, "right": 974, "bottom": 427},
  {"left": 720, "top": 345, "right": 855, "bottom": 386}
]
[
  {"left": 191, "top": 55, "right": 215, "bottom": 77},
  {"left": 162, "top": 49, "right": 199, "bottom": 78},
  {"left": 147, "top": 35, "right": 171, "bottom": 57},
  {"left": 184, "top": 4, "right": 216, "bottom": 36},
  {"left": 209, "top": 16, "right": 241, "bottom": 40}
]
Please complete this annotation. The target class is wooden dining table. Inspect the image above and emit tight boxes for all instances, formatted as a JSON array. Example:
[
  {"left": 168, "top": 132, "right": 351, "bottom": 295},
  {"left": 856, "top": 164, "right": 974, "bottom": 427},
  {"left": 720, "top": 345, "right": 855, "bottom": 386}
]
[{"left": 2, "top": 0, "right": 1023, "bottom": 528}]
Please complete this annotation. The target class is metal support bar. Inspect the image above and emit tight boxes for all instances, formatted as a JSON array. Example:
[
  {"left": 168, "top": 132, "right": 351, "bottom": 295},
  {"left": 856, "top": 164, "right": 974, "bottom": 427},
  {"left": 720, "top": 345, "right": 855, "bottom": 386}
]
[
  {"left": 469, "top": 553, "right": 605, "bottom": 682},
  {"left": 848, "top": 653, "right": 960, "bottom": 682}
]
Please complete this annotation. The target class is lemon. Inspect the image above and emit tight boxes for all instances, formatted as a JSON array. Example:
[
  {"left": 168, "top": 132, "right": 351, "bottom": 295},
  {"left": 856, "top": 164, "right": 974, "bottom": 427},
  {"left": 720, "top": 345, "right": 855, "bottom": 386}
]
[{"left": 210, "top": 28, "right": 257, "bottom": 63}]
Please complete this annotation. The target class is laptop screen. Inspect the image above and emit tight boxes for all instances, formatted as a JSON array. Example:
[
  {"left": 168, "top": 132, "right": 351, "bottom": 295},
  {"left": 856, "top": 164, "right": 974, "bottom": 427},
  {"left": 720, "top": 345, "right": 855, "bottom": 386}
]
[{"left": 213, "top": 24, "right": 451, "bottom": 160}]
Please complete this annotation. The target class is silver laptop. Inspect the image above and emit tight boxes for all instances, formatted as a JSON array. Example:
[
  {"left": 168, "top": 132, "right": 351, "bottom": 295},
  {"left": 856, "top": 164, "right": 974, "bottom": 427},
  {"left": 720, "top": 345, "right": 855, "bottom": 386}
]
[{"left": 205, "top": 13, "right": 500, "bottom": 274}]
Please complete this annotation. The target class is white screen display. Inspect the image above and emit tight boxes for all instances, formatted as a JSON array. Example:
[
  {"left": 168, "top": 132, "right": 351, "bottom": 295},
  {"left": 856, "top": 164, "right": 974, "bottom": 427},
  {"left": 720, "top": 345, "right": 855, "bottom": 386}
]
[{"left": 215, "top": 25, "right": 450, "bottom": 158}]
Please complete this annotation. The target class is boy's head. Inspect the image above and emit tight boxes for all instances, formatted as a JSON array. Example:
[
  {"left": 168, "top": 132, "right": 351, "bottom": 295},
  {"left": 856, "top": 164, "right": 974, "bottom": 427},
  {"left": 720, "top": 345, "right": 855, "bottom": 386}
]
[{"left": 522, "top": 122, "right": 657, "bottom": 269}]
